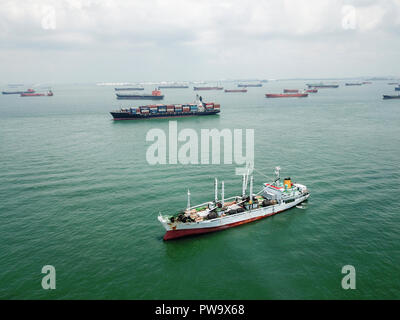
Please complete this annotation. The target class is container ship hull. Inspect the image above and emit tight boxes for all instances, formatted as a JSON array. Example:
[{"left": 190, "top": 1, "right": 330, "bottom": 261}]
[
  {"left": 116, "top": 94, "right": 164, "bottom": 100},
  {"left": 111, "top": 110, "right": 220, "bottom": 120}
]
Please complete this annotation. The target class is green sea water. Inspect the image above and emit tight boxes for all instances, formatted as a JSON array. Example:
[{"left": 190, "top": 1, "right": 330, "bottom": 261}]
[{"left": 0, "top": 81, "right": 399, "bottom": 299}]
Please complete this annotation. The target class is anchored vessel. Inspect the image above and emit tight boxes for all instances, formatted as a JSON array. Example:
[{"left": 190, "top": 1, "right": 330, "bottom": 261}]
[
  {"left": 110, "top": 98, "right": 220, "bottom": 120},
  {"left": 306, "top": 83, "right": 339, "bottom": 88},
  {"left": 114, "top": 87, "right": 144, "bottom": 91},
  {"left": 224, "top": 89, "right": 247, "bottom": 93},
  {"left": 116, "top": 89, "right": 164, "bottom": 100},
  {"left": 2, "top": 88, "right": 35, "bottom": 95},
  {"left": 193, "top": 86, "right": 223, "bottom": 91},
  {"left": 383, "top": 95, "right": 400, "bottom": 100},
  {"left": 283, "top": 89, "right": 299, "bottom": 93},
  {"left": 266, "top": 93, "right": 308, "bottom": 98},
  {"left": 238, "top": 83, "right": 262, "bottom": 87},
  {"left": 158, "top": 167, "right": 310, "bottom": 240},
  {"left": 306, "top": 89, "right": 318, "bottom": 93},
  {"left": 21, "top": 90, "right": 53, "bottom": 97},
  {"left": 345, "top": 82, "right": 362, "bottom": 86}
]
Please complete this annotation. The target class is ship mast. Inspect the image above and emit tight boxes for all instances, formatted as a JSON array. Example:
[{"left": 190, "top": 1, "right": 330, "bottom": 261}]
[
  {"left": 242, "top": 174, "right": 246, "bottom": 197},
  {"left": 221, "top": 181, "right": 225, "bottom": 207},
  {"left": 214, "top": 178, "right": 218, "bottom": 203},
  {"left": 249, "top": 175, "right": 253, "bottom": 204},
  {"left": 187, "top": 189, "right": 191, "bottom": 210}
]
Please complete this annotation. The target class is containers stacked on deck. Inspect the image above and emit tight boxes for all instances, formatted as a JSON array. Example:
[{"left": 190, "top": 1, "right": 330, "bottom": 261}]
[{"left": 125, "top": 102, "right": 220, "bottom": 115}]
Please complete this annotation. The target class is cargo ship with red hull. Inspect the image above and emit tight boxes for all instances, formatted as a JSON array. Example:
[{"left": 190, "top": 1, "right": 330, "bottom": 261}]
[
  {"left": 266, "top": 93, "right": 308, "bottom": 98},
  {"left": 21, "top": 90, "right": 53, "bottom": 97},
  {"left": 158, "top": 167, "right": 309, "bottom": 240},
  {"left": 110, "top": 98, "right": 220, "bottom": 120},
  {"left": 116, "top": 89, "right": 164, "bottom": 100}
]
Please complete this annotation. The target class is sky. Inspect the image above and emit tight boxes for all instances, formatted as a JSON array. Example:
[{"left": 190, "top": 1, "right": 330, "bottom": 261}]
[{"left": 1, "top": 0, "right": 400, "bottom": 83}]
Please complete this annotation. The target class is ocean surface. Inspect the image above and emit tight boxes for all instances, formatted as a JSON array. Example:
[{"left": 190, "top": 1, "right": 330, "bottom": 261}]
[{"left": 0, "top": 81, "right": 399, "bottom": 299}]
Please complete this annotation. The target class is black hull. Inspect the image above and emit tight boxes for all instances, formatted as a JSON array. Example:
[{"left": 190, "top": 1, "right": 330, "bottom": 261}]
[
  {"left": 383, "top": 95, "right": 400, "bottom": 99},
  {"left": 110, "top": 110, "right": 220, "bottom": 120},
  {"left": 116, "top": 94, "right": 164, "bottom": 100}
]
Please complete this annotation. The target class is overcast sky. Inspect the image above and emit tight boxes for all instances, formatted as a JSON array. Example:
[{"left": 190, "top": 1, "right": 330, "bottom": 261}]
[{"left": 1, "top": 0, "right": 400, "bottom": 83}]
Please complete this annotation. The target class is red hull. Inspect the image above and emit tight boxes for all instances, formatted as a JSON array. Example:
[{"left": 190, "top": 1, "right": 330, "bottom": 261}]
[
  {"left": 306, "top": 89, "right": 318, "bottom": 93},
  {"left": 21, "top": 93, "right": 45, "bottom": 96},
  {"left": 266, "top": 93, "right": 308, "bottom": 98},
  {"left": 163, "top": 208, "right": 288, "bottom": 240}
]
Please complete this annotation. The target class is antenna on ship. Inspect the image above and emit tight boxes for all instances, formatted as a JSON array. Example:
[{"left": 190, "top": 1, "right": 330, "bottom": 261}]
[
  {"left": 221, "top": 181, "right": 225, "bottom": 207},
  {"left": 274, "top": 166, "right": 281, "bottom": 183},
  {"left": 187, "top": 189, "right": 191, "bottom": 210},
  {"left": 214, "top": 178, "right": 218, "bottom": 203}
]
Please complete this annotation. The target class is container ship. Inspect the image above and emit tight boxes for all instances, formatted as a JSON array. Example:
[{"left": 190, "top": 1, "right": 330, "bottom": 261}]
[
  {"left": 266, "top": 93, "right": 308, "bottom": 98},
  {"left": 224, "top": 89, "right": 247, "bottom": 93},
  {"left": 306, "top": 83, "right": 339, "bottom": 88},
  {"left": 238, "top": 83, "right": 262, "bottom": 87},
  {"left": 116, "top": 89, "right": 164, "bottom": 100},
  {"left": 158, "top": 167, "right": 310, "bottom": 240},
  {"left": 114, "top": 87, "right": 144, "bottom": 91},
  {"left": 193, "top": 86, "right": 223, "bottom": 91},
  {"left": 110, "top": 98, "right": 220, "bottom": 120},
  {"left": 383, "top": 95, "right": 400, "bottom": 100},
  {"left": 2, "top": 88, "right": 35, "bottom": 95}
]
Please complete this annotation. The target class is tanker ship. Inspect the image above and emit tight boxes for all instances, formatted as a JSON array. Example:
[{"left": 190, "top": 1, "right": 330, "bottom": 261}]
[
  {"left": 158, "top": 167, "right": 309, "bottom": 240},
  {"left": 110, "top": 96, "right": 220, "bottom": 120}
]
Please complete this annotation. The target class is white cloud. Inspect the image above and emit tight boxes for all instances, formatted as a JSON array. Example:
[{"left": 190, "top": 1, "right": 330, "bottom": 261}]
[{"left": 0, "top": 0, "right": 399, "bottom": 81}]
